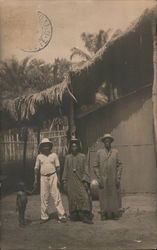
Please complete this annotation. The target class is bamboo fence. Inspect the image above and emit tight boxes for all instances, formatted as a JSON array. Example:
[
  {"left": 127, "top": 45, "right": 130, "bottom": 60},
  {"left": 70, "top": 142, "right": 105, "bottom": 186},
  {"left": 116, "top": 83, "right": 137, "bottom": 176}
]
[{"left": 0, "top": 128, "right": 67, "bottom": 162}]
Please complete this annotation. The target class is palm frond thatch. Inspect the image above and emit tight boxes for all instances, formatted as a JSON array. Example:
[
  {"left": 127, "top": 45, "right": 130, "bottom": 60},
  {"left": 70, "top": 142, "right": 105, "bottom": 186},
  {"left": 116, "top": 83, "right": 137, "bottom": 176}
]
[
  {"left": 70, "top": 7, "right": 155, "bottom": 75},
  {"left": 68, "top": 7, "right": 155, "bottom": 106},
  {"left": 1, "top": 79, "right": 69, "bottom": 122}
]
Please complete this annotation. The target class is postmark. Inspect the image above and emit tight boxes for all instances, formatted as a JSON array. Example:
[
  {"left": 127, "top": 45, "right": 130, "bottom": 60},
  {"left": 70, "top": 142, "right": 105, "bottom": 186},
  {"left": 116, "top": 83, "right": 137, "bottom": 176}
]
[{"left": 20, "top": 11, "right": 53, "bottom": 53}]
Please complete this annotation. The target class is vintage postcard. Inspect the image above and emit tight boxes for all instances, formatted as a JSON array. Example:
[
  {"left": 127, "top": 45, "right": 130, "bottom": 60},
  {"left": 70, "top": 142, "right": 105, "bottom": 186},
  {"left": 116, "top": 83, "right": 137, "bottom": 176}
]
[{"left": 0, "top": 0, "right": 157, "bottom": 249}]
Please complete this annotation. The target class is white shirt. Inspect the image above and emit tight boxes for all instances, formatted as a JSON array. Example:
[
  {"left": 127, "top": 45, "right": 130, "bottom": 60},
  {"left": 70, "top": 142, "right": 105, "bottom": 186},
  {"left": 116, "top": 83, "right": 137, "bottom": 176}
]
[{"left": 34, "top": 153, "right": 60, "bottom": 176}]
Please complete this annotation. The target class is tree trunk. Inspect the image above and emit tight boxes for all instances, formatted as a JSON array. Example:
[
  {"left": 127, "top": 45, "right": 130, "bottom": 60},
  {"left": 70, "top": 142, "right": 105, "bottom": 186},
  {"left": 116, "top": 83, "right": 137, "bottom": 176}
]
[{"left": 152, "top": 8, "right": 157, "bottom": 164}]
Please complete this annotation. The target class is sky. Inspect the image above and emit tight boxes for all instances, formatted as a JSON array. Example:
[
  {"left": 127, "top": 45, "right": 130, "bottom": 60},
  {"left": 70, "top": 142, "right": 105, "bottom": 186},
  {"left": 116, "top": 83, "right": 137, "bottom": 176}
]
[{"left": 0, "top": 0, "right": 156, "bottom": 64}]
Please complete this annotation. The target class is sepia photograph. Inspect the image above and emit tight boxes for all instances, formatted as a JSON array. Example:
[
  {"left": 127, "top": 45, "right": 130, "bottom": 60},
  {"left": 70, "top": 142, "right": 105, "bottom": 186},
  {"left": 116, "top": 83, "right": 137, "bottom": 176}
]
[{"left": 0, "top": 0, "right": 157, "bottom": 249}]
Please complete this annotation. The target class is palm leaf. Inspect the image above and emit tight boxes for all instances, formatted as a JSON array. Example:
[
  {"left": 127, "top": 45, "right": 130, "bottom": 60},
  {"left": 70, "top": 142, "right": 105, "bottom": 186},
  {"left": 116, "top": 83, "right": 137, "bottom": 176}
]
[{"left": 70, "top": 47, "right": 91, "bottom": 61}]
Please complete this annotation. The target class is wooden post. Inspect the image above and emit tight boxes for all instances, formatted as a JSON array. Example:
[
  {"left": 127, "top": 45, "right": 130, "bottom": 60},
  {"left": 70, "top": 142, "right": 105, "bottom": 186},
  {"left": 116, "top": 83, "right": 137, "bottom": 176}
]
[
  {"left": 22, "top": 127, "right": 28, "bottom": 181},
  {"left": 152, "top": 7, "right": 157, "bottom": 164},
  {"left": 66, "top": 73, "right": 77, "bottom": 139},
  {"left": 37, "top": 126, "right": 41, "bottom": 155},
  {"left": 109, "top": 81, "right": 114, "bottom": 101},
  {"left": 68, "top": 98, "right": 76, "bottom": 138},
  {"left": 37, "top": 126, "right": 41, "bottom": 145}
]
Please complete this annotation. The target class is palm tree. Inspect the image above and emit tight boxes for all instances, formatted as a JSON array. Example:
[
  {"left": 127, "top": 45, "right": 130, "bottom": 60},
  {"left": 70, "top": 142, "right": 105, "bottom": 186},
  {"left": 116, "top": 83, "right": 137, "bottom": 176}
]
[
  {"left": 52, "top": 58, "right": 71, "bottom": 85},
  {"left": 70, "top": 47, "right": 91, "bottom": 61},
  {"left": 27, "top": 58, "right": 54, "bottom": 90},
  {"left": 70, "top": 29, "right": 122, "bottom": 62},
  {"left": 0, "top": 57, "right": 30, "bottom": 98},
  {"left": 0, "top": 57, "right": 57, "bottom": 99}
]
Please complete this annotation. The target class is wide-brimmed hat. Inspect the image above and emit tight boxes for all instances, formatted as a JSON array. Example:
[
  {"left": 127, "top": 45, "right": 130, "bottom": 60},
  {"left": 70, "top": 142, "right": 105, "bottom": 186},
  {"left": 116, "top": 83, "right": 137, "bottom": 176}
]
[
  {"left": 70, "top": 136, "right": 79, "bottom": 144},
  {"left": 39, "top": 138, "right": 53, "bottom": 148},
  {"left": 101, "top": 133, "right": 114, "bottom": 142}
]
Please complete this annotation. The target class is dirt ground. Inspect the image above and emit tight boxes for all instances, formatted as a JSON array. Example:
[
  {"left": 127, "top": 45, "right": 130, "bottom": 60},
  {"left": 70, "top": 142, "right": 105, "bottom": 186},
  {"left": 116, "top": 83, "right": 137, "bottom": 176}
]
[{"left": 0, "top": 193, "right": 157, "bottom": 250}]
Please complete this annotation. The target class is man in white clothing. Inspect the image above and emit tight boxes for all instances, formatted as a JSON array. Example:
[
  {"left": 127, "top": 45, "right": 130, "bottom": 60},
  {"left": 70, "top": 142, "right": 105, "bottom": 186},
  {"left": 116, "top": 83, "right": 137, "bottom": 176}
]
[{"left": 33, "top": 138, "right": 66, "bottom": 224}]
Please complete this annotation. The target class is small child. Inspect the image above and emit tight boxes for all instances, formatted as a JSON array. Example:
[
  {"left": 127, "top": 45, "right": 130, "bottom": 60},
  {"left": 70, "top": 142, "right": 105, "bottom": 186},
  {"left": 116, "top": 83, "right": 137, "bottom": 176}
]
[
  {"left": 16, "top": 182, "right": 28, "bottom": 226},
  {"left": 16, "top": 181, "right": 37, "bottom": 226}
]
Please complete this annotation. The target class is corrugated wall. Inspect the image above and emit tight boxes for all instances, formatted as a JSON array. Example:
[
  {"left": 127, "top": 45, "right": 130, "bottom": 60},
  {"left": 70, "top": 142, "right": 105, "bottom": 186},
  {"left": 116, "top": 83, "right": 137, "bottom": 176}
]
[{"left": 77, "top": 86, "right": 157, "bottom": 193}]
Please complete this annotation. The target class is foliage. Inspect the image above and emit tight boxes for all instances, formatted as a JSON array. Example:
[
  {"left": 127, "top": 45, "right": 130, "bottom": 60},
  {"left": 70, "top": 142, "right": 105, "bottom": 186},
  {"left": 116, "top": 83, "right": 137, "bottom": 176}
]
[
  {"left": 70, "top": 47, "right": 91, "bottom": 61},
  {"left": 0, "top": 57, "right": 30, "bottom": 97},
  {"left": 0, "top": 57, "right": 71, "bottom": 100},
  {"left": 26, "top": 59, "right": 54, "bottom": 91},
  {"left": 81, "top": 29, "right": 111, "bottom": 54},
  {"left": 70, "top": 29, "right": 122, "bottom": 61},
  {"left": 110, "top": 29, "right": 122, "bottom": 40},
  {"left": 52, "top": 58, "right": 71, "bottom": 85}
]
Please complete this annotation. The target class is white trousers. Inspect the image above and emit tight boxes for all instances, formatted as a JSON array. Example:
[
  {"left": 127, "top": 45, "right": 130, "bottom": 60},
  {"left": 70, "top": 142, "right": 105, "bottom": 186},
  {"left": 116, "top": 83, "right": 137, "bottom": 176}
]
[{"left": 40, "top": 173, "right": 65, "bottom": 220}]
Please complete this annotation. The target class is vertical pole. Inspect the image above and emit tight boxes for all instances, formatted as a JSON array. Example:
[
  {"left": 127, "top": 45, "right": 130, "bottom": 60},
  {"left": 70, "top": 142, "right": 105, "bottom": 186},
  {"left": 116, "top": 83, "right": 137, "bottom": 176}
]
[
  {"left": 37, "top": 126, "right": 41, "bottom": 145},
  {"left": 37, "top": 126, "right": 41, "bottom": 156},
  {"left": 68, "top": 98, "right": 76, "bottom": 138},
  {"left": 66, "top": 72, "right": 77, "bottom": 139},
  {"left": 22, "top": 127, "right": 28, "bottom": 181},
  {"left": 109, "top": 81, "right": 114, "bottom": 101},
  {"left": 152, "top": 8, "right": 157, "bottom": 164}
]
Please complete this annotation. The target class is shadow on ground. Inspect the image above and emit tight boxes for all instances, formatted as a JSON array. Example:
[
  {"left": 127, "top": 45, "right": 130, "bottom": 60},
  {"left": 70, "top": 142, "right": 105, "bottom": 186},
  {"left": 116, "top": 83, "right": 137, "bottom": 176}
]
[{"left": 0, "top": 193, "right": 157, "bottom": 250}]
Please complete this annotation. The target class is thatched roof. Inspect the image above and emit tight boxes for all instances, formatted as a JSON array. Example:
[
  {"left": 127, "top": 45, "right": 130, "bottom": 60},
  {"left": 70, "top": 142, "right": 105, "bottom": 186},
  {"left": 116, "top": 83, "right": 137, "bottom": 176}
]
[
  {"left": 0, "top": 79, "right": 72, "bottom": 129},
  {"left": 69, "top": 6, "right": 156, "bottom": 106},
  {"left": 1, "top": 6, "right": 156, "bottom": 129}
]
